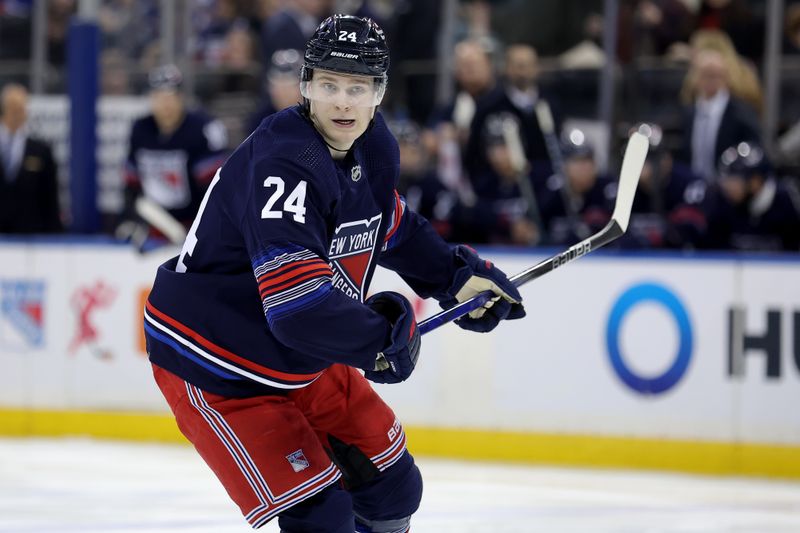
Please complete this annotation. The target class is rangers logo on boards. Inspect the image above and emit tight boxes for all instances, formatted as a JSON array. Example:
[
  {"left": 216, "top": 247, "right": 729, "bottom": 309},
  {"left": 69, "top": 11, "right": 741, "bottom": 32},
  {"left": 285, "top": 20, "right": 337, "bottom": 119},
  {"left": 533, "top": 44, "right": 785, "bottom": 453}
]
[
  {"left": 69, "top": 280, "right": 117, "bottom": 360},
  {"left": 328, "top": 214, "right": 382, "bottom": 301},
  {"left": 286, "top": 449, "right": 310, "bottom": 472},
  {"left": 0, "top": 280, "right": 45, "bottom": 350}
]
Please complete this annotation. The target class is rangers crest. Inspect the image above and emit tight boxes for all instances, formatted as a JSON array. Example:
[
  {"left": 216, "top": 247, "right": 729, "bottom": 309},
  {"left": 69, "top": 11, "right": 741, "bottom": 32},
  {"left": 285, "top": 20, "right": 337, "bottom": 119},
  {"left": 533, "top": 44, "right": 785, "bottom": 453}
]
[
  {"left": 328, "top": 214, "right": 382, "bottom": 301},
  {"left": 286, "top": 449, "right": 310, "bottom": 472},
  {"left": 0, "top": 280, "right": 45, "bottom": 349}
]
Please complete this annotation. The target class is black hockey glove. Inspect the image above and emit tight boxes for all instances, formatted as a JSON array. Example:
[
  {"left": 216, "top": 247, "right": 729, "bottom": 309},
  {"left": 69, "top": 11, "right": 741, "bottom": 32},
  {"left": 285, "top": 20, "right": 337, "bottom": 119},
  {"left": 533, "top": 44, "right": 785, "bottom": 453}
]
[
  {"left": 363, "top": 291, "right": 421, "bottom": 385},
  {"left": 440, "top": 245, "right": 526, "bottom": 333}
]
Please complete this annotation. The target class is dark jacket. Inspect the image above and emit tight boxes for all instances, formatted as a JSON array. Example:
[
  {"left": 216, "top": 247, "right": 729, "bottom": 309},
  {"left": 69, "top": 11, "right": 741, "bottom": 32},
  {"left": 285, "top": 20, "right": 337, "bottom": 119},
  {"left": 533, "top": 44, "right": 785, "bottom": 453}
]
[
  {"left": 0, "top": 136, "right": 61, "bottom": 234},
  {"left": 676, "top": 96, "right": 761, "bottom": 171}
]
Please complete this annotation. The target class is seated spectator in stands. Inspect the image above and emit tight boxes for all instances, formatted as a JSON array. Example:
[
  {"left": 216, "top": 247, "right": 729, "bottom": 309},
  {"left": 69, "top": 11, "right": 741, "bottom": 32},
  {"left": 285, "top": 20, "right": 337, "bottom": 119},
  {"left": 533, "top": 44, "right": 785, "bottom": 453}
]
[
  {"left": 430, "top": 39, "right": 497, "bottom": 141},
  {"left": 0, "top": 83, "right": 62, "bottom": 234},
  {"left": 245, "top": 49, "right": 303, "bottom": 134},
  {"left": 680, "top": 29, "right": 763, "bottom": 114},
  {"left": 466, "top": 43, "right": 557, "bottom": 197},
  {"left": 617, "top": 0, "right": 694, "bottom": 62},
  {"left": 538, "top": 130, "right": 616, "bottom": 246},
  {"left": 390, "top": 118, "right": 457, "bottom": 239},
  {"left": 219, "top": 23, "right": 261, "bottom": 93},
  {"left": 704, "top": 143, "right": 800, "bottom": 252},
  {"left": 260, "top": 0, "right": 328, "bottom": 71},
  {"left": 622, "top": 123, "right": 708, "bottom": 249},
  {"left": 120, "top": 65, "right": 228, "bottom": 238},
  {"left": 676, "top": 48, "right": 760, "bottom": 182}
]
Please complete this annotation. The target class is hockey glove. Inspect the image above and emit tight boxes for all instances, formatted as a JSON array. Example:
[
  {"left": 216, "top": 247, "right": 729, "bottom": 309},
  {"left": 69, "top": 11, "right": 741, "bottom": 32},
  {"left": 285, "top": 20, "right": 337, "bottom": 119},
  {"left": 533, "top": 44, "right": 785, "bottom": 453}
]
[
  {"left": 363, "top": 292, "right": 421, "bottom": 385},
  {"left": 440, "top": 245, "right": 526, "bottom": 333}
]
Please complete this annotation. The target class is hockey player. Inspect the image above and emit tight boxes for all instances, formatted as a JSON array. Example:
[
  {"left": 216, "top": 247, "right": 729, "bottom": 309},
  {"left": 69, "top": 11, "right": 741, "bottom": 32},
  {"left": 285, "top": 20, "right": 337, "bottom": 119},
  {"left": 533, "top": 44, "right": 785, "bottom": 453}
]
[
  {"left": 703, "top": 142, "right": 800, "bottom": 251},
  {"left": 144, "top": 15, "right": 525, "bottom": 532},
  {"left": 123, "top": 64, "right": 228, "bottom": 233}
]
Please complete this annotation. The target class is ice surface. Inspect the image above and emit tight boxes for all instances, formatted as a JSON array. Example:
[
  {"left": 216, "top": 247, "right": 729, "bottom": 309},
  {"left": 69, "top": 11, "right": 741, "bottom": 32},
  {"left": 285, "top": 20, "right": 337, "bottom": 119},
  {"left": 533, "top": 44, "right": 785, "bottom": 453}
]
[{"left": 1, "top": 438, "right": 799, "bottom": 532}]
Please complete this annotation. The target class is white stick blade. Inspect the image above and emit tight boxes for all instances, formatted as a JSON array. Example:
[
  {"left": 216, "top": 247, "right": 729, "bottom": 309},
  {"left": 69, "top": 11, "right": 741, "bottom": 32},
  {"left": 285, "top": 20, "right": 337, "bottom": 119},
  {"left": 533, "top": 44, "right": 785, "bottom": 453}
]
[
  {"left": 611, "top": 131, "right": 649, "bottom": 232},
  {"left": 135, "top": 196, "right": 187, "bottom": 245}
]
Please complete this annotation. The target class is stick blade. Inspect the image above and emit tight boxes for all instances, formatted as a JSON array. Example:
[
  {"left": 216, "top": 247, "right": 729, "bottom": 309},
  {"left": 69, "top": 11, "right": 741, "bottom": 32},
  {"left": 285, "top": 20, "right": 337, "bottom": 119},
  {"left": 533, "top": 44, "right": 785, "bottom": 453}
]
[{"left": 611, "top": 131, "right": 649, "bottom": 232}]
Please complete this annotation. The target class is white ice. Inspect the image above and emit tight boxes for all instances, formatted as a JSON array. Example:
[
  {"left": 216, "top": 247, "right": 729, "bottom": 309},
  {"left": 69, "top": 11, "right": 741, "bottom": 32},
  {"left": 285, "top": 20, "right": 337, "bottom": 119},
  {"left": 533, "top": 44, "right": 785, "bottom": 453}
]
[{"left": 1, "top": 438, "right": 799, "bottom": 532}]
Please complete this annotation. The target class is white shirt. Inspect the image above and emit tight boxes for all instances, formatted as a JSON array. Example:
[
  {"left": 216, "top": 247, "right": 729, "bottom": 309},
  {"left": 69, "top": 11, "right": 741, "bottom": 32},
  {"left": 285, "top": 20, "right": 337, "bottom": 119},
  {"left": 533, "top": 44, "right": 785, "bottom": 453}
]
[
  {"left": 691, "top": 89, "right": 729, "bottom": 181},
  {"left": 0, "top": 124, "right": 27, "bottom": 182},
  {"left": 506, "top": 86, "right": 539, "bottom": 114}
]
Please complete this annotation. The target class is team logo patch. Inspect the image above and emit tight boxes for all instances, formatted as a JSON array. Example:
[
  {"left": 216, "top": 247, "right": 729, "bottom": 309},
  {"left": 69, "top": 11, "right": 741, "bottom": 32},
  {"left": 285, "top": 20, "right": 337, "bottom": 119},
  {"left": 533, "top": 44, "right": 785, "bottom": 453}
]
[
  {"left": 69, "top": 280, "right": 117, "bottom": 360},
  {"left": 0, "top": 280, "right": 45, "bottom": 350},
  {"left": 328, "top": 214, "right": 382, "bottom": 301},
  {"left": 351, "top": 165, "right": 362, "bottom": 182},
  {"left": 286, "top": 449, "right": 310, "bottom": 472}
]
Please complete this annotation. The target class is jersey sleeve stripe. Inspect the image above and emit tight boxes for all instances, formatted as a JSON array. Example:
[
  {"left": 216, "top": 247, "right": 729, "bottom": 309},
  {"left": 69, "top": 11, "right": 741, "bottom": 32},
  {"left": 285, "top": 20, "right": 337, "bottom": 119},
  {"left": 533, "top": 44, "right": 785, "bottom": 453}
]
[
  {"left": 383, "top": 190, "right": 405, "bottom": 243},
  {"left": 252, "top": 243, "right": 335, "bottom": 323},
  {"left": 258, "top": 265, "right": 333, "bottom": 296},
  {"left": 256, "top": 256, "right": 326, "bottom": 283},
  {"left": 145, "top": 300, "right": 324, "bottom": 383}
]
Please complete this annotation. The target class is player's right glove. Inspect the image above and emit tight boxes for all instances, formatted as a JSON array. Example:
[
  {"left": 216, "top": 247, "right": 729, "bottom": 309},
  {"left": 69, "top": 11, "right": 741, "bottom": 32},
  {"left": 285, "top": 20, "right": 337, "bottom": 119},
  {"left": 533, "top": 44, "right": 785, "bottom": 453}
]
[{"left": 363, "top": 291, "right": 421, "bottom": 385}]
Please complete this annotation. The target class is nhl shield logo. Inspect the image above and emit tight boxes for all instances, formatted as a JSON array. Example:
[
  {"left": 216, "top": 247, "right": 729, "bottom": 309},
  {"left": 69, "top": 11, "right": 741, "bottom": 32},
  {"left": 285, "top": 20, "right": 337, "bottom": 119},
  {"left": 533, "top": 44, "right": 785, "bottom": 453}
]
[
  {"left": 351, "top": 165, "right": 362, "bottom": 182},
  {"left": 286, "top": 449, "right": 310, "bottom": 472}
]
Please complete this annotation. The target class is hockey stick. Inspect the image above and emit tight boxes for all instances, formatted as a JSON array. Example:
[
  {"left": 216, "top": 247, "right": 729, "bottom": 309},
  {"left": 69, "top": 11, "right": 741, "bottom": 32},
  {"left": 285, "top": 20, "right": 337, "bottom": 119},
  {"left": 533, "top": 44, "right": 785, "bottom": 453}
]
[
  {"left": 418, "top": 131, "right": 649, "bottom": 335},
  {"left": 534, "top": 99, "right": 589, "bottom": 239}
]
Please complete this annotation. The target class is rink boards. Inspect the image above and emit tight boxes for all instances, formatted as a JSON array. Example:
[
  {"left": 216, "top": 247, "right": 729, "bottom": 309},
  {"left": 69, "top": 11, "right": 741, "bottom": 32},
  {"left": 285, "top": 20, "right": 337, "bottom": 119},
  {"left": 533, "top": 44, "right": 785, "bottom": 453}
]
[{"left": 0, "top": 240, "right": 798, "bottom": 478}]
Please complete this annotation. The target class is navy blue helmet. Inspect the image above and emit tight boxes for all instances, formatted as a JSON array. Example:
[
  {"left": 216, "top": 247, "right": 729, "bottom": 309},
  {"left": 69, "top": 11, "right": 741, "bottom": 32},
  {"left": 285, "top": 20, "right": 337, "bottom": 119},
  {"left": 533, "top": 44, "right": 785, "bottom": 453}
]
[
  {"left": 302, "top": 15, "right": 389, "bottom": 81},
  {"left": 718, "top": 142, "right": 771, "bottom": 178}
]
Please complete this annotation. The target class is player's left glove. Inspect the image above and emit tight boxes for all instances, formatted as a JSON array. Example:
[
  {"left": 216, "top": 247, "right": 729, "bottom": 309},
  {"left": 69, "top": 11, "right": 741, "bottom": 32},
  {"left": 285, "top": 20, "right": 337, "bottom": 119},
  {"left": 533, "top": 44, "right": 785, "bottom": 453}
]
[
  {"left": 440, "top": 245, "right": 526, "bottom": 333},
  {"left": 363, "top": 291, "right": 421, "bottom": 385}
]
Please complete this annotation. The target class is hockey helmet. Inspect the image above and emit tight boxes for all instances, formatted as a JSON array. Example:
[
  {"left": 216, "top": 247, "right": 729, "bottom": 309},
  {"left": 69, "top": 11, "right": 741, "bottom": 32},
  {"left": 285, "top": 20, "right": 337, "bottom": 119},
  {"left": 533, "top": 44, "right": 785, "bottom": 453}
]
[
  {"left": 301, "top": 15, "right": 389, "bottom": 107},
  {"left": 148, "top": 64, "right": 183, "bottom": 91},
  {"left": 561, "top": 128, "right": 594, "bottom": 160},
  {"left": 718, "top": 142, "right": 770, "bottom": 179}
]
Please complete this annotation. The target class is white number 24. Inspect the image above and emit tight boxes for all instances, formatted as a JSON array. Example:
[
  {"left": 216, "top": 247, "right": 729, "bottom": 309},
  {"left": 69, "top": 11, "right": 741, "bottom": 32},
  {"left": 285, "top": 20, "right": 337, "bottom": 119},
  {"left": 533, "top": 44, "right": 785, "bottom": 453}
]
[{"left": 261, "top": 176, "right": 307, "bottom": 223}]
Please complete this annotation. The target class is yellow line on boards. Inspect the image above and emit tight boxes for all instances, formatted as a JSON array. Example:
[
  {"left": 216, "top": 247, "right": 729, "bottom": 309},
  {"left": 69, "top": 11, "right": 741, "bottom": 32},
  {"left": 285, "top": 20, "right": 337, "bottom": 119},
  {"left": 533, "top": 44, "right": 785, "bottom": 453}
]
[{"left": 1, "top": 409, "right": 798, "bottom": 480}]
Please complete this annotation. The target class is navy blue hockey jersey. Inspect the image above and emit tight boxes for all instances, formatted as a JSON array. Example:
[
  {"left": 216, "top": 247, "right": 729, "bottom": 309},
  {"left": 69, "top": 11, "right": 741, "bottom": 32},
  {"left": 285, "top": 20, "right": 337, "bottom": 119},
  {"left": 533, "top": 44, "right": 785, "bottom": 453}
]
[
  {"left": 126, "top": 111, "right": 228, "bottom": 225},
  {"left": 145, "top": 107, "right": 459, "bottom": 397}
]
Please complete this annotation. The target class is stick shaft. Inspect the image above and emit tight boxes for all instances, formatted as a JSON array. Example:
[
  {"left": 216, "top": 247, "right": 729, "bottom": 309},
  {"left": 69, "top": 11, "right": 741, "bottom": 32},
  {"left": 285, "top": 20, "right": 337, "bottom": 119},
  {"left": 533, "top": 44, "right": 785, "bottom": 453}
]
[{"left": 417, "top": 220, "right": 622, "bottom": 335}]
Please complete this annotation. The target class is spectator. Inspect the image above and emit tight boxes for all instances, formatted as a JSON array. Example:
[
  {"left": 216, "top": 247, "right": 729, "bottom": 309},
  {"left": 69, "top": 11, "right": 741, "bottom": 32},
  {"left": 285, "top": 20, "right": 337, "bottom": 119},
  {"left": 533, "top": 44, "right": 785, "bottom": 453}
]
[
  {"left": 704, "top": 143, "right": 800, "bottom": 251},
  {"left": 245, "top": 48, "right": 303, "bottom": 134},
  {"left": 622, "top": 123, "right": 708, "bottom": 249},
  {"left": 466, "top": 44, "right": 556, "bottom": 200},
  {"left": 676, "top": 48, "right": 761, "bottom": 182},
  {"left": 432, "top": 39, "right": 496, "bottom": 140},
  {"left": 260, "top": 0, "right": 329, "bottom": 71},
  {"left": 218, "top": 23, "right": 261, "bottom": 93},
  {"left": 538, "top": 130, "right": 616, "bottom": 246},
  {"left": 121, "top": 65, "right": 228, "bottom": 237},
  {"left": 681, "top": 29, "right": 763, "bottom": 113},
  {"left": 0, "top": 83, "right": 62, "bottom": 234},
  {"left": 617, "top": 0, "right": 695, "bottom": 62}
]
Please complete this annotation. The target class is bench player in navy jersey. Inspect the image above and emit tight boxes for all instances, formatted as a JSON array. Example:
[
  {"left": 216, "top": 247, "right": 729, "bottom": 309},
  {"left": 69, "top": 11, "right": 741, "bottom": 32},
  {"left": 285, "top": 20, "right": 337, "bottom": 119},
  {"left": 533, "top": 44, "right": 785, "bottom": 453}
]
[{"left": 144, "top": 15, "right": 525, "bottom": 532}]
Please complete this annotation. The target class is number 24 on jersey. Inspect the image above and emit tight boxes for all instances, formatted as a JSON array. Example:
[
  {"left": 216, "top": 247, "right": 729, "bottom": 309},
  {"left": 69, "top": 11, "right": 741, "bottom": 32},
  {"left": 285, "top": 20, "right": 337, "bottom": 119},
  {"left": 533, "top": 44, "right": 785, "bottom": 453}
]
[{"left": 262, "top": 176, "right": 307, "bottom": 224}]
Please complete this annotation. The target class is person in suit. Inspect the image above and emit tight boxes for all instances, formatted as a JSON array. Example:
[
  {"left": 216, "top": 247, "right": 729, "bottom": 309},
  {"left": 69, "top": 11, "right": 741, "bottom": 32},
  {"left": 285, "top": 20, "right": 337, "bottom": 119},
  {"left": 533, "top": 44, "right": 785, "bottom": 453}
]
[
  {"left": 676, "top": 48, "right": 761, "bottom": 182},
  {"left": 0, "top": 83, "right": 62, "bottom": 234}
]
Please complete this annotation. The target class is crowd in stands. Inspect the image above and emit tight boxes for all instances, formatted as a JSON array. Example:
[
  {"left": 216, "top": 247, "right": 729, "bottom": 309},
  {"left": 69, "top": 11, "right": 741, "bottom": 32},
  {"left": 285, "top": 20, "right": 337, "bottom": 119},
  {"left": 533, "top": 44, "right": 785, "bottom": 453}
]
[{"left": 0, "top": 0, "right": 799, "bottom": 252}]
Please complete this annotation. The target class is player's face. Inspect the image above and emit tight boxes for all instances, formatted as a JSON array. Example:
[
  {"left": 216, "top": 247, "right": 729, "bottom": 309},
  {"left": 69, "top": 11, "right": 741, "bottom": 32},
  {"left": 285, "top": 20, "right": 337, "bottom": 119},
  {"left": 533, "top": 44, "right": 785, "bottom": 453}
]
[{"left": 307, "top": 71, "right": 377, "bottom": 155}]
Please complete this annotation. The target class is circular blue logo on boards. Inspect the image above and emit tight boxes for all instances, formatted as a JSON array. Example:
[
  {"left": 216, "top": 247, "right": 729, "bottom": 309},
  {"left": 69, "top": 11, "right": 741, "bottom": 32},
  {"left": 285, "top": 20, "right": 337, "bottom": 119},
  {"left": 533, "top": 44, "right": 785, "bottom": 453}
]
[{"left": 605, "top": 282, "right": 693, "bottom": 395}]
